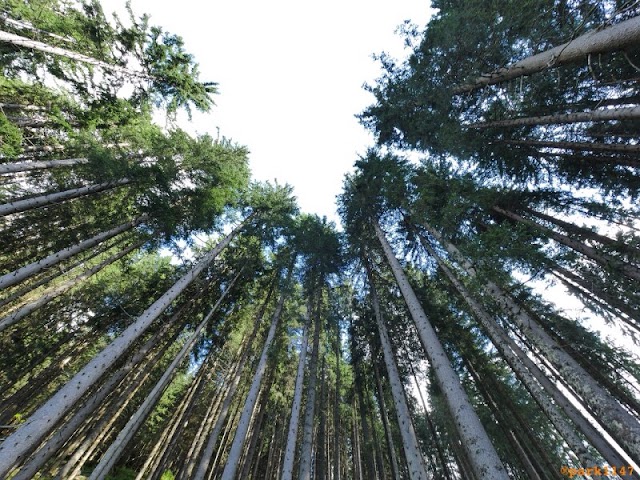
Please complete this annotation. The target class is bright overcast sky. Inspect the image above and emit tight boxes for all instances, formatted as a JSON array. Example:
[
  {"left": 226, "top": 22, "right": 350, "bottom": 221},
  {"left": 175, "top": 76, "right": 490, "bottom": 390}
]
[{"left": 101, "top": 0, "right": 435, "bottom": 225}]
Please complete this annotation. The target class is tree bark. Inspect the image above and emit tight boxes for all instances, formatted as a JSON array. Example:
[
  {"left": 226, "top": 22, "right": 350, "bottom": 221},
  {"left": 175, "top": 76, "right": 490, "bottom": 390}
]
[
  {"left": 468, "top": 105, "right": 640, "bottom": 129},
  {"left": 493, "top": 206, "right": 640, "bottom": 281},
  {"left": 281, "top": 306, "right": 311, "bottom": 480},
  {"left": 373, "top": 360, "right": 401, "bottom": 480},
  {"left": 0, "top": 217, "right": 143, "bottom": 291},
  {"left": 0, "top": 217, "right": 248, "bottom": 477},
  {"left": 0, "top": 178, "right": 131, "bottom": 217},
  {"left": 421, "top": 221, "right": 640, "bottom": 465},
  {"left": 454, "top": 15, "right": 640, "bottom": 93},
  {"left": 502, "top": 138, "right": 640, "bottom": 154},
  {"left": 219, "top": 285, "right": 288, "bottom": 480},
  {"left": 374, "top": 220, "right": 508, "bottom": 480},
  {"left": 0, "top": 158, "right": 89, "bottom": 175},
  {"left": 0, "top": 241, "right": 141, "bottom": 332},
  {"left": 366, "top": 260, "right": 431, "bottom": 480},
  {"left": 298, "top": 291, "right": 324, "bottom": 480}
]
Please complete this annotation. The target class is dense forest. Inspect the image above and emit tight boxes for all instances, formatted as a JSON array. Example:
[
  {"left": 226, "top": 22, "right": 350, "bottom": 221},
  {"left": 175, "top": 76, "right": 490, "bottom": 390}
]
[{"left": 0, "top": 1, "right": 639, "bottom": 479}]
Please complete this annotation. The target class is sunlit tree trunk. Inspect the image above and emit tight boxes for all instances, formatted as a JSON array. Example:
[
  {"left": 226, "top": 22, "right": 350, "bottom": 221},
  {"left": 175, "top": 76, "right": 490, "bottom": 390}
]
[
  {"left": 0, "top": 242, "right": 141, "bottom": 332},
  {"left": 454, "top": 15, "right": 640, "bottom": 93},
  {"left": 469, "top": 105, "right": 640, "bottom": 129},
  {"left": 0, "top": 217, "right": 248, "bottom": 477},
  {"left": 374, "top": 220, "right": 508, "bottom": 480},
  {"left": 0, "top": 217, "right": 144, "bottom": 291},
  {"left": 0, "top": 178, "right": 131, "bottom": 217},
  {"left": 220, "top": 286, "right": 288, "bottom": 480},
  {"left": 0, "top": 158, "right": 89, "bottom": 174},
  {"left": 282, "top": 306, "right": 311, "bottom": 480},
  {"left": 366, "top": 260, "right": 430, "bottom": 480}
]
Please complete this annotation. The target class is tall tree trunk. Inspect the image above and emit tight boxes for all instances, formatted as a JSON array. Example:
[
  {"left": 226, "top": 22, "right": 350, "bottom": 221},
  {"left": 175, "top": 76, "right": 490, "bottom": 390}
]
[
  {"left": 421, "top": 221, "right": 640, "bottom": 466},
  {"left": 316, "top": 357, "right": 328, "bottom": 480},
  {"left": 282, "top": 306, "right": 311, "bottom": 480},
  {"left": 0, "top": 178, "right": 131, "bottom": 217},
  {"left": 333, "top": 317, "right": 342, "bottom": 480},
  {"left": 502, "top": 138, "right": 640, "bottom": 154},
  {"left": 366, "top": 260, "right": 430, "bottom": 480},
  {"left": 373, "top": 220, "right": 508, "bottom": 479},
  {"left": 192, "top": 276, "right": 277, "bottom": 480},
  {"left": 493, "top": 206, "right": 640, "bottom": 281},
  {"left": 0, "top": 158, "right": 89, "bottom": 174},
  {"left": 468, "top": 105, "right": 640, "bottom": 129},
  {"left": 373, "top": 360, "right": 401, "bottom": 480},
  {"left": 0, "top": 30, "right": 151, "bottom": 79},
  {"left": 219, "top": 284, "right": 288, "bottom": 480},
  {"left": 0, "top": 217, "right": 248, "bottom": 477},
  {"left": 298, "top": 290, "right": 324, "bottom": 480},
  {"left": 0, "top": 217, "right": 144, "bottom": 291},
  {"left": 0, "top": 241, "right": 141, "bottom": 332},
  {"left": 408, "top": 363, "right": 452, "bottom": 480},
  {"left": 89, "top": 272, "right": 241, "bottom": 480},
  {"left": 453, "top": 15, "right": 640, "bottom": 93}
]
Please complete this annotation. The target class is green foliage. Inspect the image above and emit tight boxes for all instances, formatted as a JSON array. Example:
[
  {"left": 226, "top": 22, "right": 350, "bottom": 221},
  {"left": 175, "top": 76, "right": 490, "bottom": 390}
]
[{"left": 0, "top": 112, "right": 22, "bottom": 157}]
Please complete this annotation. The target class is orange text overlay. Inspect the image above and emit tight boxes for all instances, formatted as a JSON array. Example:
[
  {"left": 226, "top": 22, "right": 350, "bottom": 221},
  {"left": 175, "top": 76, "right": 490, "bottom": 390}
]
[{"left": 560, "top": 465, "right": 634, "bottom": 477}]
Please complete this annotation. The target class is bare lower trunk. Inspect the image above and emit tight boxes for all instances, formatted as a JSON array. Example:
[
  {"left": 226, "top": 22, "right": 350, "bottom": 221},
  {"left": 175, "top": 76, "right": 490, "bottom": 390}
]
[
  {"left": 468, "top": 105, "right": 640, "bottom": 129},
  {"left": 366, "top": 260, "right": 430, "bottom": 480},
  {"left": 0, "top": 217, "right": 247, "bottom": 477},
  {"left": 0, "top": 158, "right": 89, "bottom": 174},
  {"left": 281, "top": 306, "right": 311, "bottom": 480},
  {"left": 220, "top": 287, "right": 288, "bottom": 480},
  {"left": 374, "top": 220, "right": 508, "bottom": 480}
]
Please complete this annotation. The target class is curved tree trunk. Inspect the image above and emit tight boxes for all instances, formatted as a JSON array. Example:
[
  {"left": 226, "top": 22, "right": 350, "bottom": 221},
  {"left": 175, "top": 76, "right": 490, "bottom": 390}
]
[
  {"left": 219, "top": 286, "right": 288, "bottom": 480},
  {"left": 366, "top": 262, "right": 430, "bottom": 480},
  {"left": 469, "top": 105, "right": 640, "bottom": 129},
  {"left": 0, "top": 217, "right": 248, "bottom": 477},
  {"left": 374, "top": 220, "right": 508, "bottom": 480},
  {"left": 454, "top": 15, "right": 640, "bottom": 93},
  {"left": 0, "top": 178, "right": 131, "bottom": 217},
  {"left": 0, "top": 216, "right": 144, "bottom": 291},
  {"left": 281, "top": 306, "right": 311, "bottom": 480}
]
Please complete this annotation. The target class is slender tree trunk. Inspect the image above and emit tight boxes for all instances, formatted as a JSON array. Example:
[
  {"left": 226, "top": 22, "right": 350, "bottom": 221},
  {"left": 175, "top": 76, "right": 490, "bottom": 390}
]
[
  {"left": 0, "top": 216, "right": 144, "bottom": 291},
  {"left": 298, "top": 290, "right": 323, "bottom": 480},
  {"left": 373, "top": 361, "right": 401, "bottom": 480},
  {"left": 89, "top": 272, "right": 241, "bottom": 480},
  {"left": 420, "top": 222, "right": 640, "bottom": 466},
  {"left": 502, "top": 138, "right": 640, "bottom": 154},
  {"left": 282, "top": 306, "right": 311, "bottom": 480},
  {"left": 0, "top": 178, "right": 131, "bottom": 217},
  {"left": 468, "top": 105, "right": 640, "bottom": 129},
  {"left": 373, "top": 220, "right": 508, "bottom": 479},
  {"left": 493, "top": 206, "right": 640, "bottom": 281},
  {"left": 547, "top": 151, "right": 640, "bottom": 168},
  {"left": 220, "top": 285, "right": 288, "bottom": 480},
  {"left": 408, "top": 364, "right": 452, "bottom": 480},
  {"left": 453, "top": 15, "right": 640, "bottom": 93},
  {"left": 0, "top": 158, "right": 89, "bottom": 174},
  {"left": 333, "top": 318, "right": 342, "bottom": 480},
  {"left": 317, "top": 357, "right": 328, "bottom": 480},
  {"left": 0, "top": 217, "right": 248, "bottom": 477},
  {"left": 523, "top": 206, "right": 640, "bottom": 257},
  {"left": 192, "top": 278, "right": 276, "bottom": 480},
  {"left": 0, "top": 30, "right": 151, "bottom": 79},
  {"left": 366, "top": 260, "right": 430, "bottom": 480},
  {"left": 0, "top": 241, "right": 141, "bottom": 332}
]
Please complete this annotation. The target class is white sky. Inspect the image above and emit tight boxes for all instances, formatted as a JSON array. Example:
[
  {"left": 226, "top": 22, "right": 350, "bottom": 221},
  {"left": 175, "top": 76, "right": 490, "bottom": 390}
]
[{"left": 100, "top": 0, "right": 435, "bottom": 226}]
